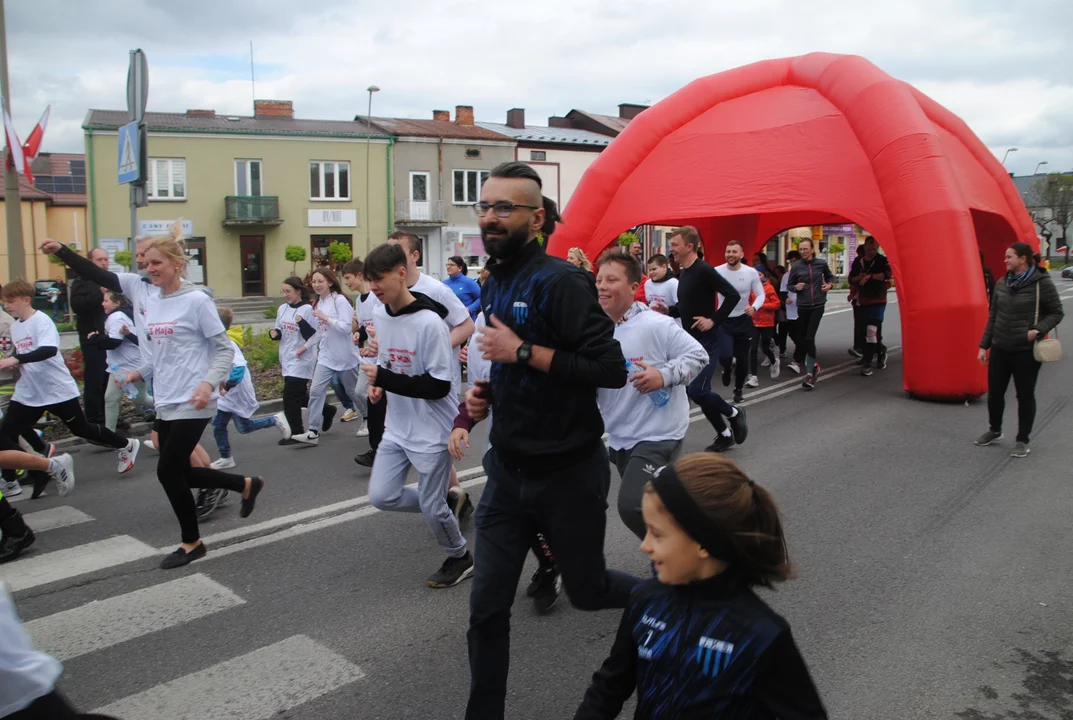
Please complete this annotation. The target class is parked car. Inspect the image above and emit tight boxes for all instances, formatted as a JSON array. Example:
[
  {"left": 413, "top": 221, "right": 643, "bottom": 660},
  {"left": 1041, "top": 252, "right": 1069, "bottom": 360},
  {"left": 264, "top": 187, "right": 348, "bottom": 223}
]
[
  {"left": 1061, "top": 266, "right": 1073, "bottom": 280},
  {"left": 34, "top": 279, "right": 61, "bottom": 297}
]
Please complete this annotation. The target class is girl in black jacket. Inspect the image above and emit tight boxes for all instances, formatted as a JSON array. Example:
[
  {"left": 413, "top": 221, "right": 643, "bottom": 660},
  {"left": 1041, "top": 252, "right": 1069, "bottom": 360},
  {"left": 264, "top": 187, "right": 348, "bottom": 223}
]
[{"left": 575, "top": 453, "right": 826, "bottom": 720}]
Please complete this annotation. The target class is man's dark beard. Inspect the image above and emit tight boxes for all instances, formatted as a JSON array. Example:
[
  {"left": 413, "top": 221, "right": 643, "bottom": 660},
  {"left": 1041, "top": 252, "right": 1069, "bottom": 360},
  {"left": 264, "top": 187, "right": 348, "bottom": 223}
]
[{"left": 482, "top": 223, "right": 531, "bottom": 261}]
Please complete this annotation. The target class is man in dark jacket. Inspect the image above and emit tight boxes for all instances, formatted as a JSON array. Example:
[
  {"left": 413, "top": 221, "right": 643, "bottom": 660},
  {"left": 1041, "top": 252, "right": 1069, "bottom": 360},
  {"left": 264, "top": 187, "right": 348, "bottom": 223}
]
[
  {"left": 70, "top": 248, "right": 111, "bottom": 424},
  {"left": 847, "top": 236, "right": 892, "bottom": 376},
  {"left": 463, "top": 162, "right": 638, "bottom": 720}
]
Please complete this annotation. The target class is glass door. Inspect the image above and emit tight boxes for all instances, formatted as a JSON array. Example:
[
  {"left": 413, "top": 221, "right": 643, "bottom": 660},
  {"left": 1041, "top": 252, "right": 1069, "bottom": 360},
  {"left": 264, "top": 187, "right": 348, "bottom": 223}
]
[{"left": 240, "top": 236, "right": 265, "bottom": 296}]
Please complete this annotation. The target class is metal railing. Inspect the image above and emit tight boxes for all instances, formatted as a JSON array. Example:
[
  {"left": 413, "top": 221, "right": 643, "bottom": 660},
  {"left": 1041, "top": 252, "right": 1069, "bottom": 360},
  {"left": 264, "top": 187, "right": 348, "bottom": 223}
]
[
  {"left": 224, "top": 196, "right": 281, "bottom": 224},
  {"left": 395, "top": 199, "right": 444, "bottom": 223}
]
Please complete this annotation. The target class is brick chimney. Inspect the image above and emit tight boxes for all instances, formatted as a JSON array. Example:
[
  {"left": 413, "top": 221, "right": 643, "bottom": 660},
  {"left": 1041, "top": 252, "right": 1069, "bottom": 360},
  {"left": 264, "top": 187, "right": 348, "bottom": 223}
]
[
  {"left": 433, "top": 110, "right": 450, "bottom": 122},
  {"left": 548, "top": 116, "right": 573, "bottom": 129},
  {"left": 618, "top": 103, "right": 649, "bottom": 120},
  {"left": 455, "top": 105, "right": 474, "bottom": 126},
  {"left": 506, "top": 108, "right": 525, "bottom": 129},
  {"left": 185, "top": 109, "right": 216, "bottom": 117},
  {"left": 254, "top": 100, "right": 294, "bottom": 118}
]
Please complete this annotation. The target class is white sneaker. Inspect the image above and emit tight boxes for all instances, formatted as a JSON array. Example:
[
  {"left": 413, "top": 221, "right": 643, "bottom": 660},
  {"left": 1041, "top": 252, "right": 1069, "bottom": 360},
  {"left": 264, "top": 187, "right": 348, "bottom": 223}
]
[
  {"left": 274, "top": 412, "right": 291, "bottom": 439},
  {"left": 745, "top": 375, "right": 759, "bottom": 388},
  {"left": 117, "top": 439, "right": 140, "bottom": 474},
  {"left": 210, "top": 457, "right": 237, "bottom": 470},
  {"left": 760, "top": 358, "right": 771, "bottom": 367},
  {"left": 144, "top": 439, "right": 156, "bottom": 451},
  {"left": 787, "top": 361, "right": 801, "bottom": 375},
  {"left": 49, "top": 453, "right": 75, "bottom": 497},
  {"left": 292, "top": 431, "right": 319, "bottom": 446},
  {"left": 770, "top": 359, "right": 781, "bottom": 379},
  {"left": 355, "top": 418, "right": 369, "bottom": 438},
  {"left": 1, "top": 479, "right": 22, "bottom": 497},
  {"left": 340, "top": 409, "right": 359, "bottom": 423}
]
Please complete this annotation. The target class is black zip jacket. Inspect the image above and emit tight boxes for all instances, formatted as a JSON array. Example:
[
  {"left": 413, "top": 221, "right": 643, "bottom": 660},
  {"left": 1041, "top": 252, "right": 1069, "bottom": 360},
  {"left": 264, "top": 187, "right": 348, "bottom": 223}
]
[
  {"left": 576, "top": 575, "right": 827, "bottom": 720},
  {"left": 70, "top": 275, "right": 106, "bottom": 341},
  {"left": 981, "top": 268, "right": 1063, "bottom": 352},
  {"left": 481, "top": 240, "right": 626, "bottom": 471},
  {"left": 785, "top": 258, "right": 834, "bottom": 309},
  {"left": 669, "top": 259, "right": 741, "bottom": 339},
  {"left": 373, "top": 292, "right": 452, "bottom": 400}
]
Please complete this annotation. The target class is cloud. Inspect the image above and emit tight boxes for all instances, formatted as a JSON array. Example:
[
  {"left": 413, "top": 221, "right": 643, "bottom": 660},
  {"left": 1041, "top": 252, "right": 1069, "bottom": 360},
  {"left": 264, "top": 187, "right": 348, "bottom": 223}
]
[{"left": 3, "top": 0, "right": 1069, "bottom": 177}]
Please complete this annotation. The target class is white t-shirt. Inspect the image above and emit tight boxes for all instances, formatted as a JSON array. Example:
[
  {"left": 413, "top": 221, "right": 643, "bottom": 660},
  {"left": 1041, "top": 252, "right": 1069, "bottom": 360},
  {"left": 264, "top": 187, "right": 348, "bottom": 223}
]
[
  {"left": 598, "top": 309, "right": 705, "bottom": 451},
  {"left": 218, "top": 341, "right": 260, "bottom": 418},
  {"left": 715, "top": 263, "right": 765, "bottom": 317},
  {"left": 645, "top": 276, "right": 680, "bottom": 326},
  {"left": 313, "top": 293, "right": 359, "bottom": 372},
  {"left": 115, "top": 272, "right": 158, "bottom": 370},
  {"left": 779, "top": 269, "right": 799, "bottom": 321},
  {"left": 275, "top": 303, "right": 317, "bottom": 380},
  {"left": 411, "top": 272, "right": 471, "bottom": 393},
  {"left": 11, "top": 311, "right": 80, "bottom": 407},
  {"left": 0, "top": 584, "right": 62, "bottom": 718},
  {"left": 356, "top": 293, "right": 383, "bottom": 366},
  {"left": 104, "top": 310, "right": 142, "bottom": 373},
  {"left": 374, "top": 302, "right": 457, "bottom": 453},
  {"left": 146, "top": 289, "right": 227, "bottom": 410}
]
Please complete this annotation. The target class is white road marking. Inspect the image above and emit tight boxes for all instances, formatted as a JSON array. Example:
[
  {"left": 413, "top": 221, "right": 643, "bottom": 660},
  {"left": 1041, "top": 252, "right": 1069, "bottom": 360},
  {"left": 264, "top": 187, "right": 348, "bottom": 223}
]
[
  {"left": 93, "top": 634, "right": 365, "bottom": 720},
  {"left": 2, "top": 536, "right": 157, "bottom": 592},
  {"left": 20, "top": 506, "right": 93, "bottom": 533},
  {"left": 25, "top": 574, "right": 244, "bottom": 661}
]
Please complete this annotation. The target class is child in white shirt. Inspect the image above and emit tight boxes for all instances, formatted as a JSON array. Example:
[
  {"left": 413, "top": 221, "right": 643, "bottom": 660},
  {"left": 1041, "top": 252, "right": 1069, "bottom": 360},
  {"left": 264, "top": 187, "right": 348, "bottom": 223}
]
[{"left": 90, "top": 291, "right": 153, "bottom": 432}]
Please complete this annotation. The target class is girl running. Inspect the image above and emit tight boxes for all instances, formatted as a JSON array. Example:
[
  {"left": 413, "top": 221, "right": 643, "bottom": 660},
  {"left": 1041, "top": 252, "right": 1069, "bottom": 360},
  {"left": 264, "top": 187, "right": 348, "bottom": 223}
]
[
  {"left": 291, "top": 267, "right": 358, "bottom": 446},
  {"left": 90, "top": 291, "right": 153, "bottom": 432},
  {"left": 747, "top": 267, "right": 782, "bottom": 387},
  {"left": 124, "top": 233, "right": 266, "bottom": 569},
  {"left": 268, "top": 277, "right": 322, "bottom": 444},
  {"left": 576, "top": 453, "right": 826, "bottom": 719}
]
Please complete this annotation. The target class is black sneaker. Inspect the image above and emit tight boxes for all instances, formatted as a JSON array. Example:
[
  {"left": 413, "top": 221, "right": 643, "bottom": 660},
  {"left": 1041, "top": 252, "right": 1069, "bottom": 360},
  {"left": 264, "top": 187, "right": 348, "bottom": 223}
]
[
  {"left": 195, "top": 489, "right": 219, "bottom": 520},
  {"left": 240, "top": 477, "right": 264, "bottom": 519},
  {"left": 705, "top": 433, "right": 735, "bottom": 453},
  {"left": 802, "top": 374, "right": 816, "bottom": 390},
  {"left": 878, "top": 352, "right": 887, "bottom": 370},
  {"left": 848, "top": 347, "right": 863, "bottom": 358},
  {"left": 278, "top": 437, "right": 300, "bottom": 446},
  {"left": 531, "top": 566, "right": 562, "bottom": 614},
  {"left": 861, "top": 366, "right": 874, "bottom": 377},
  {"left": 323, "top": 404, "right": 338, "bottom": 432},
  {"left": 160, "top": 542, "right": 207, "bottom": 569},
  {"left": 427, "top": 552, "right": 474, "bottom": 588},
  {"left": 354, "top": 450, "right": 376, "bottom": 468},
  {"left": 526, "top": 566, "right": 552, "bottom": 597},
  {"left": 0, "top": 529, "right": 35, "bottom": 563},
  {"left": 721, "top": 364, "right": 732, "bottom": 387},
  {"left": 459, "top": 494, "right": 474, "bottom": 524},
  {"left": 728, "top": 406, "right": 748, "bottom": 445},
  {"left": 733, "top": 389, "right": 744, "bottom": 404}
]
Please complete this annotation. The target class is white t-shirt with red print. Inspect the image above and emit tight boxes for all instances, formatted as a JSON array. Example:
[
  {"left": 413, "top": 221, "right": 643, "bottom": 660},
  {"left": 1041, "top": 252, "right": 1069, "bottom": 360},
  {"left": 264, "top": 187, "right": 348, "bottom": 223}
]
[{"left": 10, "top": 311, "right": 80, "bottom": 407}]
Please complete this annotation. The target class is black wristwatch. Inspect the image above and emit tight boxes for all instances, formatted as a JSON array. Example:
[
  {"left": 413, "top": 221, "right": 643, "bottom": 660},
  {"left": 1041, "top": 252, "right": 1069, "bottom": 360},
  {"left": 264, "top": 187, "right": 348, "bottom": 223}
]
[{"left": 516, "top": 341, "right": 533, "bottom": 364}]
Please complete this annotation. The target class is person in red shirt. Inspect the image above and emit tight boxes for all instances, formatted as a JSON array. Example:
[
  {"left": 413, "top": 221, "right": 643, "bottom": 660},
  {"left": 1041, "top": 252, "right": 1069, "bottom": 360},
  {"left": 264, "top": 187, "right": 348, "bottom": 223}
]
[{"left": 746, "top": 267, "right": 783, "bottom": 387}]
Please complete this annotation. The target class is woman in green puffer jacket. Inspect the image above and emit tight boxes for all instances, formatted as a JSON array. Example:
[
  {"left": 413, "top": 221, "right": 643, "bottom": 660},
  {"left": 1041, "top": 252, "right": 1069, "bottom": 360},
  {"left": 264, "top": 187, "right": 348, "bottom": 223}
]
[{"left": 976, "top": 242, "right": 1064, "bottom": 458}]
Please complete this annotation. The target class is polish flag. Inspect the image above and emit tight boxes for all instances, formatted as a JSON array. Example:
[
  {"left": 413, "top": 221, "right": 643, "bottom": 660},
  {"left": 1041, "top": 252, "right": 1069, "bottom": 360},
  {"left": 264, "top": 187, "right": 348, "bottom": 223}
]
[{"left": 1, "top": 103, "right": 49, "bottom": 184}]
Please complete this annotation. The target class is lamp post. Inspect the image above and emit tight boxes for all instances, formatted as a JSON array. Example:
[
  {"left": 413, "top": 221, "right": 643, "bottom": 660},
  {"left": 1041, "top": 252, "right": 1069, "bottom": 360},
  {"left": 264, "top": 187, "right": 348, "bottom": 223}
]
[
  {"left": 365, "top": 85, "right": 380, "bottom": 250},
  {"left": 1001, "top": 147, "right": 1018, "bottom": 166},
  {"left": 1034, "top": 161, "right": 1048, "bottom": 175}
]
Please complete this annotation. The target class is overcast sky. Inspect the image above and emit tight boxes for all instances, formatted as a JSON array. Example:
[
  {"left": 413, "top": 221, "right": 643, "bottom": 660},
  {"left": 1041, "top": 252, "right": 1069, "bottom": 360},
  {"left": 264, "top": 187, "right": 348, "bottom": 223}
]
[{"left": 6, "top": 0, "right": 1071, "bottom": 177}]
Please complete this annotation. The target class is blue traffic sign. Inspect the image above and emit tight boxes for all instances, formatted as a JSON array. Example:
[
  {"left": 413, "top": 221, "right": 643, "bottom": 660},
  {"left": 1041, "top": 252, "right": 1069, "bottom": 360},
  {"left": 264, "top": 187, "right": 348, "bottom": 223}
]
[{"left": 118, "top": 121, "right": 140, "bottom": 184}]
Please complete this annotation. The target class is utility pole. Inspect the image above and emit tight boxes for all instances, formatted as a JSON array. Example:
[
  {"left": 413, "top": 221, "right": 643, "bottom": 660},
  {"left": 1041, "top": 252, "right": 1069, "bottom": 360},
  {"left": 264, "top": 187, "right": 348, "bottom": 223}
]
[{"left": 0, "top": 0, "right": 25, "bottom": 279}]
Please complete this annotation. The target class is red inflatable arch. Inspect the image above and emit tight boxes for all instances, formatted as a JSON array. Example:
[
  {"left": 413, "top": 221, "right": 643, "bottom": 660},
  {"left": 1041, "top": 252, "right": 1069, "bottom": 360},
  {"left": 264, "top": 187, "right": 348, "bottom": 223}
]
[{"left": 549, "top": 53, "right": 1037, "bottom": 400}]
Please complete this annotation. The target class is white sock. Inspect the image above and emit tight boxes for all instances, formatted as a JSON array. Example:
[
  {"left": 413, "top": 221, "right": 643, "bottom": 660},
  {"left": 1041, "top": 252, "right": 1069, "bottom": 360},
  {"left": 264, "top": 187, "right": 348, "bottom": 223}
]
[
  {"left": 721, "top": 429, "right": 732, "bottom": 438},
  {"left": 47, "top": 458, "right": 60, "bottom": 474},
  {"left": 729, "top": 408, "right": 739, "bottom": 418}
]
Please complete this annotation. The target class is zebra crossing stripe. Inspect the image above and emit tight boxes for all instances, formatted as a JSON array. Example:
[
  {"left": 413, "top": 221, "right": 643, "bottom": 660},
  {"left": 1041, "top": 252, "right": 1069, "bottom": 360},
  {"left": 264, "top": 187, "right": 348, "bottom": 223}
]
[
  {"left": 20, "top": 506, "right": 93, "bottom": 532},
  {"left": 2, "top": 535, "right": 157, "bottom": 592},
  {"left": 94, "top": 634, "right": 365, "bottom": 719},
  {"left": 24, "top": 574, "right": 245, "bottom": 661}
]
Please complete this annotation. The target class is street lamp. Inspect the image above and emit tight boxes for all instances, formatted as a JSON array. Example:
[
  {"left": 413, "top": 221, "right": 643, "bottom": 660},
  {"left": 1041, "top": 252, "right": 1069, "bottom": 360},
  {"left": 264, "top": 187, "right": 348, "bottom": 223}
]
[
  {"left": 1001, "top": 147, "right": 1018, "bottom": 166},
  {"left": 365, "top": 85, "right": 380, "bottom": 249},
  {"left": 1034, "top": 161, "right": 1048, "bottom": 175}
]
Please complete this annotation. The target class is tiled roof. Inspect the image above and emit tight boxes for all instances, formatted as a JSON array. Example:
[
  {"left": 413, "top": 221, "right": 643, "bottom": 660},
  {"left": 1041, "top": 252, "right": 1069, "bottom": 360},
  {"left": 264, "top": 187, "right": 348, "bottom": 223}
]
[
  {"left": 84, "top": 110, "right": 384, "bottom": 138},
  {"left": 572, "top": 110, "right": 630, "bottom": 134},
  {"left": 0, "top": 178, "right": 53, "bottom": 201},
  {"left": 45, "top": 153, "right": 84, "bottom": 176},
  {"left": 368, "top": 117, "right": 511, "bottom": 142},
  {"left": 475, "top": 122, "right": 611, "bottom": 146}
]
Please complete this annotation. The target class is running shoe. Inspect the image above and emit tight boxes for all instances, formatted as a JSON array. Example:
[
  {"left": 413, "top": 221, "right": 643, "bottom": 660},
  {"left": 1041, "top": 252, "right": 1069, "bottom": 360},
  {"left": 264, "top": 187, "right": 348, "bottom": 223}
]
[
  {"left": 144, "top": 439, "right": 156, "bottom": 451},
  {"left": 1, "top": 479, "right": 22, "bottom": 497},
  {"left": 770, "top": 358, "right": 781, "bottom": 379},
  {"left": 44, "top": 443, "right": 57, "bottom": 459},
  {"left": 802, "top": 374, "right": 815, "bottom": 390},
  {"left": 278, "top": 437, "right": 300, "bottom": 446},
  {"left": 292, "top": 431, "right": 320, "bottom": 446},
  {"left": 274, "top": 412, "right": 291, "bottom": 440},
  {"left": 210, "top": 457, "right": 237, "bottom": 470},
  {"left": 530, "top": 566, "right": 562, "bottom": 614},
  {"left": 354, "top": 449, "right": 375, "bottom": 467},
  {"left": 447, "top": 487, "right": 468, "bottom": 521},
  {"left": 861, "top": 366, "right": 874, "bottom": 377},
  {"left": 974, "top": 430, "right": 1003, "bottom": 446},
  {"left": 721, "top": 364, "right": 732, "bottom": 387},
  {"left": 427, "top": 551, "right": 475, "bottom": 588},
  {"left": 878, "top": 352, "right": 888, "bottom": 370},
  {"left": 705, "top": 433, "right": 735, "bottom": 453},
  {"left": 354, "top": 418, "right": 369, "bottom": 438},
  {"left": 160, "top": 543, "right": 207, "bottom": 569},
  {"left": 745, "top": 375, "right": 759, "bottom": 388},
  {"left": 117, "top": 438, "right": 140, "bottom": 474},
  {"left": 787, "top": 361, "right": 801, "bottom": 374},
  {"left": 195, "top": 489, "right": 220, "bottom": 520},
  {"left": 733, "top": 389, "right": 744, "bottom": 404},
  {"left": 729, "top": 406, "right": 748, "bottom": 445},
  {"left": 848, "top": 347, "right": 863, "bottom": 358},
  {"left": 0, "top": 528, "right": 34, "bottom": 563},
  {"left": 760, "top": 358, "right": 771, "bottom": 367},
  {"left": 323, "top": 404, "right": 338, "bottom": 432},
  {"left": 216, "top": 489, "right": 232, "bottom": 509},
  {"left": 48, "top": 454, "right": 75, "bottom": 497},
  {"left": 340, "top": 409, "right": 359, "bottom": 423},
  {"left": 1010, "top": 442, "right": 1030, "bottom": 458}
]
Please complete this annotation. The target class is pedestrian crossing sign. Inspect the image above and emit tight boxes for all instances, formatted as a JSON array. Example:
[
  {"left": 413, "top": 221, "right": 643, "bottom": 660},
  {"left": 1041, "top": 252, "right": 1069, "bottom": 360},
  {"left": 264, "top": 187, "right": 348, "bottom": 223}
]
[{"left": 117, "top": 121, "right": 140, "bottom": 184}]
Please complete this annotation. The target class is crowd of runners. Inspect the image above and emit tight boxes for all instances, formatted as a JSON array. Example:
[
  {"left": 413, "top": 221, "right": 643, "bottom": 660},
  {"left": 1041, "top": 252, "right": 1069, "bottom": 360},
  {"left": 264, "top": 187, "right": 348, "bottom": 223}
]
[{"left": 3, "top": 159, "right": 1061, "bottom": 719}]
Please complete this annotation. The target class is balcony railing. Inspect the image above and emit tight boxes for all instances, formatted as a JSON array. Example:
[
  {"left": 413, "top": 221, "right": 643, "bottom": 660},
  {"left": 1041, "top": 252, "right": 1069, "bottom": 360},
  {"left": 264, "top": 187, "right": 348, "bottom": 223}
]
[
  {"left": 223, "top": 196, "right": 283, "bottom": 226},
  {"left": 395, "top": 199, "right": 445, "bottom": 224}
]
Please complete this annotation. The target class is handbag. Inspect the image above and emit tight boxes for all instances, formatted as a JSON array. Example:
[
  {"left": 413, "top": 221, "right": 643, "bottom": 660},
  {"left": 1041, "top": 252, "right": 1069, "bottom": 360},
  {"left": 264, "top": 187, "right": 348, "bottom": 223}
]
[{"left": 1033, "top": 283, "right": 1062, "bottom": 363}]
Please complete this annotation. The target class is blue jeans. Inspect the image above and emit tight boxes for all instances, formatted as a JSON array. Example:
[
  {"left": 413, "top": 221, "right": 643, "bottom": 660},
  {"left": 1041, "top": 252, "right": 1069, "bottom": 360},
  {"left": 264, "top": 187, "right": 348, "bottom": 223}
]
[
  {"left": 212, "top": 410, "right": 277, "bottom": 458},
  {"left": 331, "top": 373, "right": 355, "bottom": 412},
  {"left": 687, "top": 329, "right": 735, "bottom": 433}
]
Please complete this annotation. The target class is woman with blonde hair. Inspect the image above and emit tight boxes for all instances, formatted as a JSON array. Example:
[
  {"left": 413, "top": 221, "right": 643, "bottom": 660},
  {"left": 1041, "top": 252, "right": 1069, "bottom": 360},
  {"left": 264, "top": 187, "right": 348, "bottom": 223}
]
[{"left": 566, "top": 247, "right": 594, "bottom": 273}]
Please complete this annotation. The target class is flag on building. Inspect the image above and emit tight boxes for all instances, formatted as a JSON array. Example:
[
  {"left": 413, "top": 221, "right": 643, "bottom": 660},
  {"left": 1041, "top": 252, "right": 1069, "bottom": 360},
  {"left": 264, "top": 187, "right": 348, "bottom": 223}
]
[{"left": 1, "top": 102, "right": 50, "bottom": 183}]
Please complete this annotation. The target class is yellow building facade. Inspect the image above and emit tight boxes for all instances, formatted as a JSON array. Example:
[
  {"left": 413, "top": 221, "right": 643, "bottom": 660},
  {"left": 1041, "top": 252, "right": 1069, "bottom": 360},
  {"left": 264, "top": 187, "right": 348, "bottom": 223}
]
[{"left": 0, "top": 185, "right": 90, "bottom": 285}]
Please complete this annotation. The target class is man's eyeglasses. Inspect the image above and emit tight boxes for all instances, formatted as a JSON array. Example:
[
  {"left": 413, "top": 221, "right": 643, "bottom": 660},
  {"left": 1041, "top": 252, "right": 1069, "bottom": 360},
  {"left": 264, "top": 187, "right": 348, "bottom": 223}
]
[{"left": 472, "top": 201, "right": 540, "bottom": 218}]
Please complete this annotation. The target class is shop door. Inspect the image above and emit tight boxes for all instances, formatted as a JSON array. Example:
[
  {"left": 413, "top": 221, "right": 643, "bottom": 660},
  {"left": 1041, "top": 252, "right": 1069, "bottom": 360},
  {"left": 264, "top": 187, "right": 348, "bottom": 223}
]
[{"left": 240, "top": 236, "right": 265, "bottom": 296}]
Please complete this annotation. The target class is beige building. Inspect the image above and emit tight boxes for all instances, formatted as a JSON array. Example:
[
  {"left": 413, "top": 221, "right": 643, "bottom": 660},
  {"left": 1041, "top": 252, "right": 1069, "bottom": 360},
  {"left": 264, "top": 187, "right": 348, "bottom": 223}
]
[{"left": 84, "top": 101, "right": 391, "bottom": 297}]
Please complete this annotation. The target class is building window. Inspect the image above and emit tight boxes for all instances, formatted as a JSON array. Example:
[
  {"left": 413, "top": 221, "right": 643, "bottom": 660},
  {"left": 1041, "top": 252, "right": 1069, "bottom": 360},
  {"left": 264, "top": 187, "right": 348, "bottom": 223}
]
[
  {"left": 310, "top": 161, "right": 350, "bottom": 201},
  {"left": 530, "top": 150, "right": 546, "bottom": 161},
  {"left": 235, "top": 159, "right": 263, "bottom": 196},
  {"left": 453, "top": 169, "right": 490, "bottom": 204},
  {"left": 310, "top": 234, "right": 353, "bottom": 269},
  {"left": 147, "top": 158, "right": 186, "bottom": 200},
  {"left": 465, "top": 148, "right": 481, "bottom": 159}
]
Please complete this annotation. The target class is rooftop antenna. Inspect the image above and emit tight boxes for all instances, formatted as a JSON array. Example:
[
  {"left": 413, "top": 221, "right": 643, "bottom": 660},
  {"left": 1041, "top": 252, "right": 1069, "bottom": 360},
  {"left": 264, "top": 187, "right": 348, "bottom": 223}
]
[{"left": 249, "top": 41, "right": 255, "bottom": 113}]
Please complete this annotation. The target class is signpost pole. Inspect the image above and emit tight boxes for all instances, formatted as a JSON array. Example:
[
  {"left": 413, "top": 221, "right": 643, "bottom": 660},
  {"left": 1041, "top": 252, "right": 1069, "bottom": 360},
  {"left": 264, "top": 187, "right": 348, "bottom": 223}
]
[
  {"left": 125, "top": 49, "right": 148, "bottom": 249},
  {"left": 0, "top": 0, "right": 25, "bottom": 279}
]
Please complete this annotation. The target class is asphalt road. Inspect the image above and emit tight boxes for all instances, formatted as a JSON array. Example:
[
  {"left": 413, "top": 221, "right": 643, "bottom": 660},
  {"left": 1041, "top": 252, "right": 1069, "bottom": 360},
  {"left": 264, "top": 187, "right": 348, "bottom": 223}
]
[{"left": 6, "top": 289, "right": 1073, "bottom": 720}]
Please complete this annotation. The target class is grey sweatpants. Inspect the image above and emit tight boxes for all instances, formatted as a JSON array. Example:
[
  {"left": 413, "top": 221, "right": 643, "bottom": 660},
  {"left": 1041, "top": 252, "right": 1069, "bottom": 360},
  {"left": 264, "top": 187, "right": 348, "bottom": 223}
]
[
  {"left": 369, "top": 437, "right": 467, "bottom": 558},
  {"left": 307, "top": 363, "right": 361, "bottom": 433},
  {"left": 609, "top": 439, "right": 683, "bottom": 540}
]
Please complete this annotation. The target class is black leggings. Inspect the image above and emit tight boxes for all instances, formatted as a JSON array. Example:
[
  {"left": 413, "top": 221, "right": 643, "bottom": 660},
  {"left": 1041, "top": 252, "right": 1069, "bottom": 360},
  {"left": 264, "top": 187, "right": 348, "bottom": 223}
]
[
  {"left": 793, "top": 306, "right": 826, "bottom": 366},
  {"left": 777, "top": 318, "right": 798, "bottom": 355},
  {"left": 3, "top": 399, "right": 126, "bottom": 452},
  {"left": 156, "top": 417, "right": 246, "bottom": 544},
  {"left": 987, "top": 347, "right": 1042, "bottom": 444},
  {"left": 750, "top": 326, "right": 776, "bottom": 374},
  {"left": 282, "top": 376, "right": 337, "bottom": 436}
]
